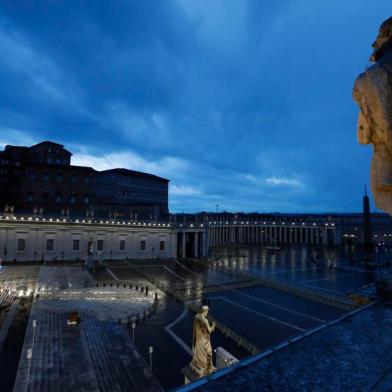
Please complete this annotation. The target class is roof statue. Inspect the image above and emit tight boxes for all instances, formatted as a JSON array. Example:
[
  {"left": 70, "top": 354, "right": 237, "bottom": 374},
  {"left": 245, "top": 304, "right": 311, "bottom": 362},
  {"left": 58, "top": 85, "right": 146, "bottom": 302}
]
[{"left": 353, "top": 17, "right": 392, "bottom": 216}]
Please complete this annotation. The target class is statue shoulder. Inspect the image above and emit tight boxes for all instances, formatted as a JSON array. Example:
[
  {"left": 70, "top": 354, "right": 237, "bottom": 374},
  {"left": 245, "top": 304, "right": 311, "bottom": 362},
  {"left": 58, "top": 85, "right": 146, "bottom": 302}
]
[{"left": 353, "top": 64, "right": 390, "bottom": 102}]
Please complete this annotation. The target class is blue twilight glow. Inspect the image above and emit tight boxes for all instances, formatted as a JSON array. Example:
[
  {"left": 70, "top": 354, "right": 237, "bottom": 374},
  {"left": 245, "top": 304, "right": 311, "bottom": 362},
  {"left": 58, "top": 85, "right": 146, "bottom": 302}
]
[{"left": 0, "top": 1, "right": 390, "bottom": 213}]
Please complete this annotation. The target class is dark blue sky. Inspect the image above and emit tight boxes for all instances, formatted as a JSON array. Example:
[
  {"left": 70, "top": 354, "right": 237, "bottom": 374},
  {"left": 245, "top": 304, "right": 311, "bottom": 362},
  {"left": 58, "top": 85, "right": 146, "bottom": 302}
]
[{"left": 0, "top": 1, "right": 390, "bottom": 213}]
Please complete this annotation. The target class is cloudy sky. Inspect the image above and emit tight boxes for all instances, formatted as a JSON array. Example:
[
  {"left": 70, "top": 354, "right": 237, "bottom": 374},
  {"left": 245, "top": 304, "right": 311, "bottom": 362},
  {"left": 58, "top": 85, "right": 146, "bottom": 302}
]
[{"left": 0, "top": 1, "right": 390, "bottom": 213}]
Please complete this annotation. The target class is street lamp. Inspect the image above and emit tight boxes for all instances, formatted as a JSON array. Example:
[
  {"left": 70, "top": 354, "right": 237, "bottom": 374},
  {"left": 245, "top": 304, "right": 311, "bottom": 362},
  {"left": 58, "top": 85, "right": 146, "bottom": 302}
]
[
  {"left": 149, "top": 346, "right": 153, "bottom": 370},
  {"left": 132, "top": 322, "right": 136, "bottom": 343}
]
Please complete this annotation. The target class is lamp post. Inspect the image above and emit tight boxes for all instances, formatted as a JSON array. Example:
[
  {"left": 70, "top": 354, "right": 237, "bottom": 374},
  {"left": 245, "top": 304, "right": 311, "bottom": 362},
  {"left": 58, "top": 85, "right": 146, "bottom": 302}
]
[
  {"left": 132, "top": 322, "right": 136, "bottom": 343},
  {"left": 149, "top": 346, "right": 153, "bottom": 370}
]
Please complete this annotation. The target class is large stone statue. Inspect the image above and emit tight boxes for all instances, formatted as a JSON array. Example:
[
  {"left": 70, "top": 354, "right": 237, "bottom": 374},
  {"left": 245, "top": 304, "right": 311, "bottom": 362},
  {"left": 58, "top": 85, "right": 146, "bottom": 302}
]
[
  {"left": 189, "top": 305, "right": 216, "bottom": 376},
  {"left": 353, "top": 17, "right": 392, "bottom": 215}
]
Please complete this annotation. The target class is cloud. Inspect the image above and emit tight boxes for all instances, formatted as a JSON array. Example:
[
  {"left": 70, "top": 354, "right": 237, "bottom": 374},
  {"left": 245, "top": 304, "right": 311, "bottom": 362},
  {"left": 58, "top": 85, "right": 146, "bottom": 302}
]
[
  {"left": 170, "top": 184, "right": 202, "bottom": 196},
  {"left": 0, "top": 1, "right": 389, "bottom": 213},
  {"left": 266, "top": 177, "right": 303, "bottom": 187},
  {"left": 104, "top": 102, "right": 171, "bottom": 147},
  {"left": 0, "top": 127, "right": 38, "bottom": 148},
  {"left": 0, "top": 26, "right": 84, "bottom": 108},
  {"left": 71, "top": 149, "right": 188, "bottom": 181}
]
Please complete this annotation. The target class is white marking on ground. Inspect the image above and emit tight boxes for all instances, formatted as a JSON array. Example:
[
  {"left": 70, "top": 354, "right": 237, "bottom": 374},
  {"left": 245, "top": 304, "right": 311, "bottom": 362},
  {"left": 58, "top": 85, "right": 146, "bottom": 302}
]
[
  {"left": 165, "top": 309, "right": 193, "bottom": 356},
  {"left": 210, "top": 296, "right": 306, "bottom": 332},
  {"left": 300, "top": 284, "right": 346, "bottom": 296},
  {"left": 174, "top": 260, "right": 201, "bottom": 277},
  {"left": 139, "top": 265, "right": 187, "bottom": 281},
  {"left": 298, "top": 272, "right": 361, "bottom": 285},
  {"left": 262, "top": 267, "right": 317, "bottom": 276},
  {"left": 232, "top": 290, "right": 325, "bottom": 323},
  {"left": 106, "top": 268, "right": 119, "bottom": 281}
]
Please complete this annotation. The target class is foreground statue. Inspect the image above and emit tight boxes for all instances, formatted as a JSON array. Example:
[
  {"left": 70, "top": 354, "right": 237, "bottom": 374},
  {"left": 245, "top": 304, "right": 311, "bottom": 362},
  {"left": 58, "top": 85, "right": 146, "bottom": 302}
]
[
  {"left": 189, "top": 305, "right": 216, "bottom": 376},
  {"left": 353, "top": 17, "right": 392, "bottom": 215}
]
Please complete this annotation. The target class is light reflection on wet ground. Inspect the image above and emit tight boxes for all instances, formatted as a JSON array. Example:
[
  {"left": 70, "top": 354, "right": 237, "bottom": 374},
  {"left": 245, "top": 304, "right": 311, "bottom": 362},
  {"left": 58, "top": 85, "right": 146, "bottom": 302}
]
[
  {"left": 209, "top": 244, "right": 383, "bottom": 296},
  {"left": 97, "top": 244, "right": 377, "bottom": 390}
]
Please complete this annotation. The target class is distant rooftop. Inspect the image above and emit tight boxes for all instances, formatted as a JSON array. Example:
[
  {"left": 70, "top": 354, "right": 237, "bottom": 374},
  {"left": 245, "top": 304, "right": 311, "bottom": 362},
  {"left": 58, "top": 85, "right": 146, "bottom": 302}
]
[
  {"left": 100, "top": 168, "right": 169, "bottom": 183},
  {"left": 1, "top": 140, "right": 169, "bottom": 182}
]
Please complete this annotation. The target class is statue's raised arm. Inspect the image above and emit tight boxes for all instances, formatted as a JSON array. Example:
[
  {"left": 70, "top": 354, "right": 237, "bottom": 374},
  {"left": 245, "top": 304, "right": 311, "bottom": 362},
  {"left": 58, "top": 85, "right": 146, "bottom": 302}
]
[{"left": 353, "top": 17, "right": 392, "bottom": 215}]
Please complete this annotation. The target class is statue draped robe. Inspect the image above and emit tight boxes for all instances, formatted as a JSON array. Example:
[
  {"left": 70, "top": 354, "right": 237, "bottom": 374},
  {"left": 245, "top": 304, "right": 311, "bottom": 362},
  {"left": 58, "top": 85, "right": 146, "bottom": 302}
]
[{"left": 189, "top": 313, "right": 215, "bottom": 376}]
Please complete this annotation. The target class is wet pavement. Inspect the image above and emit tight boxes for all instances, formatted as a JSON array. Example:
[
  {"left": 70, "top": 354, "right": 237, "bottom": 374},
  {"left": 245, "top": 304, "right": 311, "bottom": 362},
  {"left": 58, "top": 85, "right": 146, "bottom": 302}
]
[
  {"left": 209, "top": 244, "right": 383, "bottom": 297},
  {"left": 111, "top": 244, "right": 367, "bottom": 390}
]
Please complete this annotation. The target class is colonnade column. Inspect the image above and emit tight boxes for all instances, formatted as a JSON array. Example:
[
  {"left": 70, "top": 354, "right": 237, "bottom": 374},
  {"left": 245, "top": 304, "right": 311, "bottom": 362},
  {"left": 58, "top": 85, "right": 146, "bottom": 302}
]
[
  {"left": 193, "top": 232, "right": 199, "bottom": 257},
  {"left": 182, "top": 232, "right": 186, "bottom": 258}
]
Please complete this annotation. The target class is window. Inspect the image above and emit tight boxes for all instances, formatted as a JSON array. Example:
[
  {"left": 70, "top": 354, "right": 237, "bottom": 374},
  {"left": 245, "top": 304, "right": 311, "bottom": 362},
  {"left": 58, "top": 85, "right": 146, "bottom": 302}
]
[
  {"left": 47, "top": 157, "right": 52, "bottom": 164},
  {"left": 27, "top": 193, "right": 34, "bottom": 202},
  {"left": 46, "top": 239, "right": 54, "bottom": 251},
  {"left": 72, "top": 239, "right": 80, "bottom": 251},
  {"left": 160, "top": 240, "right": 165, "bottom": 251},
  {"left": 43, "top": 173, "right": 50, "bottom": 182},
  {"left": 83, "top": 195, "right": 89, "bottom": 204},
  {"left": 55, "top": 194, "right": 62, "bottom": 203},
  {"left": 71, "top": 175, "right": 77, "bottom": 183},
  {"left": 56, "top": 174, "right": 63, "bottom": 182},
  {"left": 17, "top": 238, "right": 26, "bottom": 252},
  {"left": 70, "top": 194, "right": 76, "bottom": 204},
  {"left": 119, "top": 239, "right": 126, "bottom": 251},
  {"left": 97, "top": 240, "right": 104, "bottom": 251},
  {"left": 28, "top": 172, "right": 36, "bottom": 180},
  {"left": 55, "top": 158, "right": 61, "bottom": 164},
  {"left": 140, "top": 240, "right": 146, "bottom": 251}
]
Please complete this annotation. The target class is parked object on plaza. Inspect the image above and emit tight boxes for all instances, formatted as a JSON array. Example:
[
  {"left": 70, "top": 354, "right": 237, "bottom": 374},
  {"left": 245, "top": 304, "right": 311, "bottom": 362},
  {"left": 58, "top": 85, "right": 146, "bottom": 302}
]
[
  {"left": 353, "top": 17, "right": 392, "bottom": 217},
  {"left": 215, "top": 347, "right": 239, "bottom": 370},
  {"left": 67, "top": 310, "right": 80, "bottom": 325}
]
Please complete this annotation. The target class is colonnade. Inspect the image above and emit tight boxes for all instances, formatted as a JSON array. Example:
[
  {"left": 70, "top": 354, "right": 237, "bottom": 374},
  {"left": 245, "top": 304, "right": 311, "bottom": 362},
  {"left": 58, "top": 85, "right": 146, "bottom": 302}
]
[
  {"left": 208, "top": 224, "right": 340, "bottom": 246},
  {"left": 177, "top": 230, "right": 207, "bottom": 258}
]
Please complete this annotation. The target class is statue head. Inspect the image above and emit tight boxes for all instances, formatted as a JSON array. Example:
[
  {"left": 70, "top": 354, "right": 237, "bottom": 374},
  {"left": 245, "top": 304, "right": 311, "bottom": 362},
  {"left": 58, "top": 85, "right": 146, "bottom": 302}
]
[
  {"left": 200, "top": 305, "right": 209, "bottom": 316},
  {"left": 370, "top": 17, "right": 392, "bottom": 62}
]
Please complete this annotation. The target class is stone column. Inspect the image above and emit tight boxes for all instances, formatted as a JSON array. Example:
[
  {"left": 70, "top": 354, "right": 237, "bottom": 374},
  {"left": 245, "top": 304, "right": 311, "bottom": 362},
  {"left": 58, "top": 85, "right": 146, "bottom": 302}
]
[
  {"left": 322, "top": 228, "right": 328, "bottom": 245},
  {"left": 194, "top": 232, "right": 199, "bottom": 257},
  {"left": 182, "top": 232, "right": 186, "bottom": 258},
  {"left": 172, "top": 233, "right": 178, "bottom": 258}
]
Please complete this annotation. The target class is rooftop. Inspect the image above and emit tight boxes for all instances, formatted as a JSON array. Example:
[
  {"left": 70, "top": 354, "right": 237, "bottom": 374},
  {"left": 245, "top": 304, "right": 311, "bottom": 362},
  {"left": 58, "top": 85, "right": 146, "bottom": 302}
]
[{"left": 100, "top": 168, "right": 169, "bottom": 183}]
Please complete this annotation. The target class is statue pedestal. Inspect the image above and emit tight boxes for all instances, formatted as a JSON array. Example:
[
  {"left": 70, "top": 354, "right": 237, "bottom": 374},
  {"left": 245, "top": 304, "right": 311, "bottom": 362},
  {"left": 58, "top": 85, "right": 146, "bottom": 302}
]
[{"left": 181, "top": 366, "right": 201, "bottom": 385}]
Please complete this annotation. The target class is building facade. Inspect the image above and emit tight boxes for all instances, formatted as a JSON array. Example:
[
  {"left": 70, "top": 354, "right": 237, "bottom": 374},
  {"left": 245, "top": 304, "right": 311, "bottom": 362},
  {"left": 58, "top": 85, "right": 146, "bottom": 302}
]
[
  {"left": 0, "top": 141, "right": 169, "bottom": 220},
  {"left": 95, "top": 169, "right": 169, "bottom": 220},
  {"left": 0, "top": 216, "right": 206, "bottom": 262}
]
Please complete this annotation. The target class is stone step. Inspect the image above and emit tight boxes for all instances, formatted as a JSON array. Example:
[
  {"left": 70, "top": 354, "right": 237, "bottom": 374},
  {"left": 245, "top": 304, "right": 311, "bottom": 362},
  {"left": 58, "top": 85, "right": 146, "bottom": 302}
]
[{"left": 82, "top": 317, "right": 116, "bottom": 391}]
